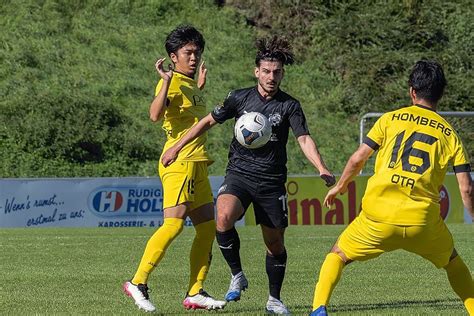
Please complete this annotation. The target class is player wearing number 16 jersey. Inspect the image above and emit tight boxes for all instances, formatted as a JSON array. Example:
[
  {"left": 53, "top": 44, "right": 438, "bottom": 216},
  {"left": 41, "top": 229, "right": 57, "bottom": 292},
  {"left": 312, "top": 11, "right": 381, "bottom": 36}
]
[{"left": 310, "top": 60, "right": 474, "bottom": 316}]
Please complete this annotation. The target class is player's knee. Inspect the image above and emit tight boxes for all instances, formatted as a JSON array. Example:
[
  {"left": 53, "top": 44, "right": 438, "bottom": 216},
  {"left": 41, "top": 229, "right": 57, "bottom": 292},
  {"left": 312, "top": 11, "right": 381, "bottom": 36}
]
[
  {"left": 216, "top": 211, "right": 235, "bottom": 230},
  {"left": 267, "top": 245, "right": 285, "bottom": 257},
  {"left": 265, "top": 239, "right": 285, "bottom": 256},
  {"left": 162, "top": 218, "right": 184, "bottom": 238},
  {"left": 443, "top": 248, "right": 460, "bottom": 269},
  {"left": 330, "top": 244, "right": 351, "bottom": 264},
  {"left": 195, "top": 219, "right": 216, "bottom": 242}
]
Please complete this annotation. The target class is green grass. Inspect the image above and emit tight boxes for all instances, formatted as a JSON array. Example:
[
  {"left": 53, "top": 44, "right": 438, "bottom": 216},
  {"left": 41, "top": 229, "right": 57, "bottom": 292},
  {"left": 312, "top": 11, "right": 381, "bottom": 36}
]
[{"left": 1, "top": 225, "right": 473, "bottom": 315}]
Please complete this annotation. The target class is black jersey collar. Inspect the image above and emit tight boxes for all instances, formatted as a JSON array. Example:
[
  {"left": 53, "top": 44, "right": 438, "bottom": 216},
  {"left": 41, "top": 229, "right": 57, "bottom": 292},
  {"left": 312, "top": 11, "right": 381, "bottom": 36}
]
[
  {"left": 255, "top": 87, "right": 281, "bottom": 103},
  {"left": 414, "top": 103, "right": 436, "bottom": 112}
]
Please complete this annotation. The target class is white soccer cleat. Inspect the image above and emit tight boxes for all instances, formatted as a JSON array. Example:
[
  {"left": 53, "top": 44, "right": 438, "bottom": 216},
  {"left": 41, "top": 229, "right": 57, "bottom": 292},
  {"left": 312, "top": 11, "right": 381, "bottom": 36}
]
[
  {"left": 123, "top": 281, "right": 157, "bottom": 312},
  {"left": 265, "top": 295, "right": 290, "bottom": 314},
  {"left": 225, "top": 271, "right": 248, "bottom": 301},
  {"left": 182, "top": 289, "right": 226, "bottom": 310}
]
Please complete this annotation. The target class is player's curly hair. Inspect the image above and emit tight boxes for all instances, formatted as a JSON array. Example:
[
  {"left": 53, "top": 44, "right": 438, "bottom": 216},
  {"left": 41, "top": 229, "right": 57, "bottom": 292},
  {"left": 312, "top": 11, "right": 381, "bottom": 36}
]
[
  {"left": 255, "top": 36, "right": 295, "bottom": 66},
  {"left": 165, "top": 25, "right": 205, "bottom": 56}
]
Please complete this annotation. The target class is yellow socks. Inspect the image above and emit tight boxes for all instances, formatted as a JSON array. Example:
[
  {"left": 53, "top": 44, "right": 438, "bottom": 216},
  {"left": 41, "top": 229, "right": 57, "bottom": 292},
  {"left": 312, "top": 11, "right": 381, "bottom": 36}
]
[
  {"left": 313, "top": 252, "right": 345, "bottom": 309},
  {"left": 132, "top": 218, "right": 184, "bottom": 285},
  {"left": 187, "top": 220, "right": 216, "bottom": 295},
  {"left": 445, "top": 255, "right": 474, "bottom": 314}
]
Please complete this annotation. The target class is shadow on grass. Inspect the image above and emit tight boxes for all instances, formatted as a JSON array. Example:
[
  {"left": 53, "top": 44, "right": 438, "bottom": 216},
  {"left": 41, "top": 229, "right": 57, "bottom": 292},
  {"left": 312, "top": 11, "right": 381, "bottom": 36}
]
[
  {"left": 291, "top": 298, "right": 461, "bottom": 314},
  {"left": 331, "top": 298, "right": 461, "bottom": 312}
]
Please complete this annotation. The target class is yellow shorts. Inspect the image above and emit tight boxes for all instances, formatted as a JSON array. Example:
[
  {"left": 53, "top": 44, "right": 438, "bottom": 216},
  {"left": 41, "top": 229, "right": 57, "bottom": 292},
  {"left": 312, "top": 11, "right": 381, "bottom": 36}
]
[
  {"left": 338, "top": 211, "right": 454, "bottom": 268},
  {"left": 158, "top": 161, "right": 213, "bottom": 210}
]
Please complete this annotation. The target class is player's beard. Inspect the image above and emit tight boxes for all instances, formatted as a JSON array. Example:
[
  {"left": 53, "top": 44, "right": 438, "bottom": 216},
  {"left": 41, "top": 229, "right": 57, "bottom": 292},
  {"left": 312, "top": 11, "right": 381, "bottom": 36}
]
[{"left": 259, "top": 80, "right": 279, "bottom": 96}]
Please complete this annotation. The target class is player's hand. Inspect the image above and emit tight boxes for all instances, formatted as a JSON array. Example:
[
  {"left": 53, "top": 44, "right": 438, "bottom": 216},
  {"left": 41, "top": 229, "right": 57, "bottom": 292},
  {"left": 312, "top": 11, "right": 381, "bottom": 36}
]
[
  {"left": 161, "top": 147, "right": 178, "bottom": 167},
  {"left": 323, "top": 187, "right": 338, "bottom": 207},
  {"left": 197, "top": 60, "right": 207, "bottom": 90},
  {"left": 324, "top": 185, "right": 342, "bottom": 207},
  {"left": 320, "top": 173, "right": 336, "bottom": 187},
  {"left": 155, "top": 58, "right": 173, "bottom": 82}
]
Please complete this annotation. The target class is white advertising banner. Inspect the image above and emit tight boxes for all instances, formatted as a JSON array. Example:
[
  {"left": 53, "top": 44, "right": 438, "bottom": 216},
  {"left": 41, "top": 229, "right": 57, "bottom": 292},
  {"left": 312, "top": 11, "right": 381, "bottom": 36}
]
[{"left": 0, "top": 177, "right": 226, "bottom": 228}]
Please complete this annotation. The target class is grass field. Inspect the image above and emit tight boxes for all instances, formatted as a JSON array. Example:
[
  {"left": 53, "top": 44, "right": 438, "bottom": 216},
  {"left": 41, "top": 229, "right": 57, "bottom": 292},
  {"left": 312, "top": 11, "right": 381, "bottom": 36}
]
[{"left": 1, "top": 225, "right": 473, "bottom": 315}]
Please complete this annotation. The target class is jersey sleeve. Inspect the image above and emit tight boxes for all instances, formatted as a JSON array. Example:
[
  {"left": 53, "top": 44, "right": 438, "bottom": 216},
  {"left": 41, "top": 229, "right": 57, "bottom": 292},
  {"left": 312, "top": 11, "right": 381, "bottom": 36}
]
[
  {"left": 364, "top": 114, "right": 387, "bottom": 150},
  {"left": 289, "top": 102, "right": 310, "bottom": 138},
  {"left": 452, "top": 135, "right": 471, "bottom": 173},
  {"left": 211, "top": 90, "right": 238, "bottom": 123},
  {"left": 154, "top": 79, "right": 177, "bottom": 104}
]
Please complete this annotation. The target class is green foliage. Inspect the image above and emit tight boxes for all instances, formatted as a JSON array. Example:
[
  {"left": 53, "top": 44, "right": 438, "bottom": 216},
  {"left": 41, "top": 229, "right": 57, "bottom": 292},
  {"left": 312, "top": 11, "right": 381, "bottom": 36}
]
[{"left": 1, "top": 0, "right": 472, "bottom": 177}]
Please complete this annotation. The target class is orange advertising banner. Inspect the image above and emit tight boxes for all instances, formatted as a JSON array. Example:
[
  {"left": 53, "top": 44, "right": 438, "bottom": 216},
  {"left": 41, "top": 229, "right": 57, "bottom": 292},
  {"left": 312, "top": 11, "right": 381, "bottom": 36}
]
[{"left": 245, "top": 174, "right": 465, "bottom": 225}]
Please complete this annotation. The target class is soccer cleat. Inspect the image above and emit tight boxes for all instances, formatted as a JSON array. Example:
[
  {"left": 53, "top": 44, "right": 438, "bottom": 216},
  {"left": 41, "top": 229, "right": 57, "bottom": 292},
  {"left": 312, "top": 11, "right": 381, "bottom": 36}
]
[
  {"left": 123, "top": 281, "right": 156, "bottom": 312},
  {"left": 183, "top": 289, "right": 226, "bottom": 310},
  {"left": 225, "top": 271, "right": 248, "bottom": 301},
  {"left": 265, "top": 295, "right": 290, "bottom": 314},
  {"left": 309, "top": 305, "right": 328, "bottom": 316}
]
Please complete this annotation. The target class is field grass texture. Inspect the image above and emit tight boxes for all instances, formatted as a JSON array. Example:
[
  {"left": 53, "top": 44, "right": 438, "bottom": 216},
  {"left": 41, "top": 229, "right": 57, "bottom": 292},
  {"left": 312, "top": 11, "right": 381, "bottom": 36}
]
[{"left": 1, "top": 225, "right": 473, "bottom": 315}]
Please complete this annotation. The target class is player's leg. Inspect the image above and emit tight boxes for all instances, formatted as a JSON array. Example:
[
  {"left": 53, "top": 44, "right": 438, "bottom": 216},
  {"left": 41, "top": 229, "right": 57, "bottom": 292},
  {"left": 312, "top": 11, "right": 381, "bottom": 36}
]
[
  {"left": 187, "top": 203, "right": 215, "bottom": 295},
  {"left": 124, "top": 204, "right": 187, "bottom": 312},
  {"left": 185, "top": 162, "right": 216, "bottom": 296},
  {"left": 216, "top": 193, "right": 248, "bottom": 301},
  {"left": 444, "top": 249, "right": 474, "bottom": 314},
  {"left": 405, "top": 220, "right": 474, "bottom": 314},
  {"left": 260, "top": 225, "right": 290, "bottom": 314},
  {"left": 311, "top": 243, "right": 349, "bottom": 315},
  {"left": 124, "top": 161, "right": 191, "bottom": 311},
  {"left": 254, "top": 182, "right": 290, "bottom": 314},
  {"left": 183, "top": 200, "right": 226, "bottom": 310},
  {"left": 215, "top": 172, "right": 252, "bottom": 302},
  {"left": 311, "top": 212, "right": 395, "bottom": 315}
]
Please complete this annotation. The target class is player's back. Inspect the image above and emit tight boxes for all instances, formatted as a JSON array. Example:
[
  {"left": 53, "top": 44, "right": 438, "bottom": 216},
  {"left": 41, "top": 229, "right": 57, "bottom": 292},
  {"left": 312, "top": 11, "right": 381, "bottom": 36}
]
[{"left": 362, "top": 104, "right": 469, "bottom": 225}]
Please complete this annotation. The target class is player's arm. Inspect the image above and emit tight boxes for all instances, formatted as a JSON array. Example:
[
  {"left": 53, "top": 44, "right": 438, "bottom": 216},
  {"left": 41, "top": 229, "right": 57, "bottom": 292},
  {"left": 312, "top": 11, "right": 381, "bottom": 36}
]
[
  {"left": 324, "top": 143, "right": 374, "bottom": 207},
  {"left": 161, "top": 113, "right": 218, "bottom": 166},
  {"left": 297, "top": 135, "right": 336, "bottom": 187},
  {"left": 149, "top": 58, "right": 173, "bottom": 122},
  {"left": 455, "top": 171, "right": 473, "bottom": 219}
]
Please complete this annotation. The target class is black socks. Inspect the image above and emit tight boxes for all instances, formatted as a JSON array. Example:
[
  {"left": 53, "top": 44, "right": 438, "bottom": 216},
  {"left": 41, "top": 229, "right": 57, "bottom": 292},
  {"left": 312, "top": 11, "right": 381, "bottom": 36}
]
[
  {"left": 216, "top": 227, "right": 242, "bottom": 275},
  {"left": 266, "top": 249, "right": 287, "bottom": 300}
]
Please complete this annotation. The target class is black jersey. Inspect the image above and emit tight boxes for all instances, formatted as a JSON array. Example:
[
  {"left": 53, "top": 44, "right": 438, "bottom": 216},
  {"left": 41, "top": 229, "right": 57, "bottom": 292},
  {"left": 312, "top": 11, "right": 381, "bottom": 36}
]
[{"left": 211, "top": 87, "right": 310, "bottom": 183}]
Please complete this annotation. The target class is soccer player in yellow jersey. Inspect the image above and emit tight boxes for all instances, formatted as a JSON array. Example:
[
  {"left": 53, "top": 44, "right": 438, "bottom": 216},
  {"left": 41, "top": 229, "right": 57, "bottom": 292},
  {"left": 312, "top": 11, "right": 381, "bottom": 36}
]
[
  {"left": 310, "top": 60, "right": 474, "bottom": 316},
  {"left": 123, "top": 25, "right": 225, "bottom": 312}
]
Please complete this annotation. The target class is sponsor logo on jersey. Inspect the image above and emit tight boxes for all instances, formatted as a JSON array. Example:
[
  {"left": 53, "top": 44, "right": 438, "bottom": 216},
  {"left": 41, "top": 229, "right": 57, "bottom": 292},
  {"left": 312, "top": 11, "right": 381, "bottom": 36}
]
[
  {"left": 269, "top": 113, "right": 282, "bottom": 126},
  {"left": 88, "top": 187, "right": 163, "bottom": 217}
]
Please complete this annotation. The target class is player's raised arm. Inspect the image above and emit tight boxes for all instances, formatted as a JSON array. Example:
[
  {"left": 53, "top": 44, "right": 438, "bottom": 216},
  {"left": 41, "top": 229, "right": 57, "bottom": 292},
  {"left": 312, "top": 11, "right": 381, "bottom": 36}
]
[
  {"left": 161, "top": 113, "right": 218, "bottom": 166},
  {"left": 324, "top": 143, "right": 374, "bottom": 207},
  {"left": 149, "top": 58, "right": 173, "bottom": 122},
  {"left": 197, "top": 60, "right": 207, "bottom": 90},
  {"left": 296, "top": 134, "right": 335, "bottom": 187},
  {"left": 456, "top": 171, "right": 474, "bottom": 219}
]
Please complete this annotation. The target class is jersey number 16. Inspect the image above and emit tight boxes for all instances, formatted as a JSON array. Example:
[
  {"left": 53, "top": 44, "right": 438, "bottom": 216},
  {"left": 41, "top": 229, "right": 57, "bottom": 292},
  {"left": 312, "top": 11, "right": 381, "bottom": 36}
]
[{"left": 388, "top": 131, "right": 438, "bottom": 175}]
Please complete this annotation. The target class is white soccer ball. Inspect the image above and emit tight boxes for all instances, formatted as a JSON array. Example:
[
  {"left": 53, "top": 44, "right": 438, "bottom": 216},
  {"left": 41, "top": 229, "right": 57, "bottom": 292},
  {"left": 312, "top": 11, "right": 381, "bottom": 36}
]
[{"left": 234, "top": 112, "right": 272, "bottom": 149}]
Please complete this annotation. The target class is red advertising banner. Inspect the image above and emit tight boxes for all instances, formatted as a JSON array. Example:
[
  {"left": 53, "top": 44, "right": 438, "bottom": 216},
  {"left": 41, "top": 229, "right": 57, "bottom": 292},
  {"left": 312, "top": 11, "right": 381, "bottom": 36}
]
[{"left": 245, "top": 175, "right": 465, "bottom": 225}]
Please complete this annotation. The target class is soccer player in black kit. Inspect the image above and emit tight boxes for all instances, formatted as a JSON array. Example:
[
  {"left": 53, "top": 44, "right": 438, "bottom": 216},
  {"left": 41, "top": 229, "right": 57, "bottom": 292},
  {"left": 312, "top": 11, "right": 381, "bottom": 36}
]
[{"left": 162, "top": 36, "right": 336, "bottom": 314}]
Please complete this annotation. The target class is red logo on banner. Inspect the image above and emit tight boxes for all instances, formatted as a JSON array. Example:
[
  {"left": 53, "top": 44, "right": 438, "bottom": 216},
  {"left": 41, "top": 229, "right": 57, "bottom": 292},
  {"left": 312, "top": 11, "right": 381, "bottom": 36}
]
[{"left": 439, "top": 185, "right": 450, "bottom": 220}]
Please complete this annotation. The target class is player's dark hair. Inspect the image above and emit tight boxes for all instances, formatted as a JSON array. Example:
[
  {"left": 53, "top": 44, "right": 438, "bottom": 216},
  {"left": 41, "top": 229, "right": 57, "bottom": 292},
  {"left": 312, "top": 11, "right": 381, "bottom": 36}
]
[
  {"left": 255, "top": 36, "right": 295, "bottom": 66},
  {"left": 165, "top": 25, "right": 205, "bottom": 56},
  {"left": 408, "top": 60, "right": 447, "bottom": 104}
]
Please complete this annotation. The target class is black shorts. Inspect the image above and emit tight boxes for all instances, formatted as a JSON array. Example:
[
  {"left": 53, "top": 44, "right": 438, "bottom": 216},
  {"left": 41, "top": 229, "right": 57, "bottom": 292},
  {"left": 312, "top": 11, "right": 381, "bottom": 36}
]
[{"left": 217, "top": 172, "right": 288, "bottom": 228}]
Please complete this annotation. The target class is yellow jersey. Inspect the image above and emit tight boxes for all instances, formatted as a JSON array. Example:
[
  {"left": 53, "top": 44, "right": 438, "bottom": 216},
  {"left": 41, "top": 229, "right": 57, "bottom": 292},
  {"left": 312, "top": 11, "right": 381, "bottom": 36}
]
[
  {"left": 156, "top": 72, "right": 211, "bottom": 163},
  {"left": 362, "top": 104, "right": 470, "bottom": 225}
]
